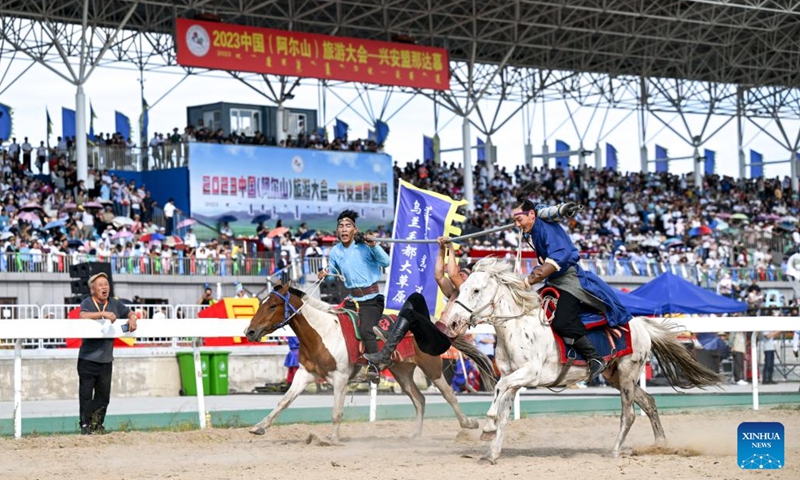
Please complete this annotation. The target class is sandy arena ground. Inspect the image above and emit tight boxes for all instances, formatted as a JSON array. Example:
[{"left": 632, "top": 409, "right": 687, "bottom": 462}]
[{"left": 2, "top": 408, "right": 798, "bottom": 479}]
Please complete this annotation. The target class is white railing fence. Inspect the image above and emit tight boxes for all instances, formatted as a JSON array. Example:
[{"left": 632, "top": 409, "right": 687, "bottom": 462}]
[{"left": 1, "top": 316, "right": 797, "bottom": 440}]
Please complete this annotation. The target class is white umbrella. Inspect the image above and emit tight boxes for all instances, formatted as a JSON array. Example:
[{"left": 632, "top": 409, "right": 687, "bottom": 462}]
[
  {"left": 113, "top": 216, "right": 135, "bottom": 227},
  {"left": 640, "top": 238, "right": 661, "bottom": 248}
]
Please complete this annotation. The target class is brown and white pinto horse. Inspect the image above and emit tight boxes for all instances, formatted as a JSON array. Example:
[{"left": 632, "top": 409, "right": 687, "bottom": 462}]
[{"left": 244, "top": 282, "right": 493, "bottom": 441}]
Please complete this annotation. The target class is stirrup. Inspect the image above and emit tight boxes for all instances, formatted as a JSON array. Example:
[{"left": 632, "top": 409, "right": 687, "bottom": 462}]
[
  {"left": 588, "top": 359, "right": 606, "bottom": 380},
  {"left": 352, "top": 364, "right": 381, "bottom": 384}
]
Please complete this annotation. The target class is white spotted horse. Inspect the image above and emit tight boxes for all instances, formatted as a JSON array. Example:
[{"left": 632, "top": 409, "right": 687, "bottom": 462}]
[
  {"left": 244, "top": 282, "right": 495, "bottom": 442},
  {"left": 440, "top": 257, "right": 722, "bottom": 464}
]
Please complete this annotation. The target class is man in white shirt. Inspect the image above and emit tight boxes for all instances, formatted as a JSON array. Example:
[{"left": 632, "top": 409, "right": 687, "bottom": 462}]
[
  {"left": 184, "top": 227, "right": 198, "bottom": 248},
  {"left": 56, "top": 137, "right": 68, "bottom": 156},
  {"left": 36, "top": 142, "right": 48, "bottom": 173},
  {"left": 784, "top": 251, "right": 800, "bottom": 300},
  {"left": 21, "top": 137, "right": 32, "bottom": 171},
  {"left": 149, "top": 133, "right": 161, "bottom": 169},
  {"left": 163, "top": 198, "right": 177, "bottom": 235},
  {"left": 8, "top": 138, "right": 19, "bottom": 164},
  {"left": 29, "top": 240, "right": 43, "bottom": 269}
]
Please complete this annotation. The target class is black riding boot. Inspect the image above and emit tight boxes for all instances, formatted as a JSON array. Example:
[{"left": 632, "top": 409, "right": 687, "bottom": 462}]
[
  {"left": 571, "top": 336, "right": 606, "bottom": 380},
  {"left": 364, "top": 317, "right": 411, "bottom": 371}
]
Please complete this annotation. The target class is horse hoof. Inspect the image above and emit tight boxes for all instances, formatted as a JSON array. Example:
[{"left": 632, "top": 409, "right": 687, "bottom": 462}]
[
  {"left": 249, "top": 427, "right": 266, "bottom": 436},
  {"left": 478, "top": 456, "right": 496, "bottom": 465},
  {"left": 461, "top": 418, "right": 479, "bottom": 429},
  {"left": 480, "top": 431, "right": 497, "bottom": 441}
]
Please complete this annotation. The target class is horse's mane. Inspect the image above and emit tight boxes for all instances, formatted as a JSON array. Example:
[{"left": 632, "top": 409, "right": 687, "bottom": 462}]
[
  {"left": 471, "top": 257, "right": 541, "bottom": 312},
  {"left": 283, "top": 285, "right": 336, "bottom": 313}
]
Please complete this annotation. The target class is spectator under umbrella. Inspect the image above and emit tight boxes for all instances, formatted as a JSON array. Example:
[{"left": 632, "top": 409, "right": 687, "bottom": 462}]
[{"left": 140, "top": 232, "right": 166, "bottom": 242}]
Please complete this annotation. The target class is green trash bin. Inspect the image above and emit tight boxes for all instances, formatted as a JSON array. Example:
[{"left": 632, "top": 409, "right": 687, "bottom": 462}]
[
  {"left": 208, "top": 352, "right": 231, "bottom": 395},
  {"left": 177, "top": 352, "right": 210, "bottom": 396}
]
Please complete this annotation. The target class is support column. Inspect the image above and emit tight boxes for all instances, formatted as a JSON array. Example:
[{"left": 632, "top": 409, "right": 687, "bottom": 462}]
[
  {"left": 594, "top": 144, "right": 602, "bottom": 170},
  {"left": 462, "top": 116, "right": 474, "bottom": 211},
  {"left": 693, "top": 141, "right": 702, "bottom": 192},
  {"left": 541, "top": 142, "right": 549, "bottom": 169},
  {"left": 524, "top": 143, "right": 533, "bottom": 169},
  {"left": 276, "top": 104, "right": 287, "bottom": 144},
  {"left": 578, "top": 143, "right": 586, "bottom": 170},
  {"left": 791, "top": 151, "right": 798, "bottom": 192},
  {"left": 485, "top": 135, "right": 495, "bottom": 180},
  {"left": 639, "top": 77, "right": 648, "bottom": 174},
  {"left": 737, "top": 88, "right": 746, "bottom": 179},
  {"left": 640, "top": 146, "right": 648, "bottom": 174},
  {"left": 76, "top": 85, "right": 87, "bottom": 182}
]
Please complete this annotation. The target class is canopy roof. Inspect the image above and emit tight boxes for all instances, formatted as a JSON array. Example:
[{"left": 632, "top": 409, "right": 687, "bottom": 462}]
[
  {"left": 3, "top": 0, "right": 800, "bottom": 88},
  {"left": 619, "top": 272, "right": 747, "bottom": 315}
]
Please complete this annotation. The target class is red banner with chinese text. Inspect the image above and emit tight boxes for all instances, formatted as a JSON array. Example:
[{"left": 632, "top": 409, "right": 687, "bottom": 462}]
[{"left": 176, "top": 18, "right": 450, "bottom": 91}]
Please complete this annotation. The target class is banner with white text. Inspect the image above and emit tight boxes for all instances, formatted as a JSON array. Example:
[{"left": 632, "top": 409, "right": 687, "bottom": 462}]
[
  {"left": 189, "top": 143, "right": 394, "bottom": 237},
  {"left": 384, "top": 180, "right": 466, "bottom": 317}
]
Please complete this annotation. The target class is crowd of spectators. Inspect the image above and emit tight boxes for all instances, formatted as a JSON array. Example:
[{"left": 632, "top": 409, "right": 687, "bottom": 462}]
[
  {"left": 394, "top": 158, "right": 800, "bottom": 286},
  {"left": 3, "top": 127, "right": 800, "bottom": 291}
]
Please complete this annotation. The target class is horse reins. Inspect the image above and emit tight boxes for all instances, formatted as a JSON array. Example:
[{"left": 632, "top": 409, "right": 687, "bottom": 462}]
[{"left": 455, "top": 282, "right": 534, "bottom": 327}]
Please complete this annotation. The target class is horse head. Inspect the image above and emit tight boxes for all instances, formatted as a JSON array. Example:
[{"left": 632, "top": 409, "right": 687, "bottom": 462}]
[
  {"left": 440, "top": 257, "right": 540, "bottom": 336},
  {"left": 245, "top": 282, "right": 304, "bottom": 342}
]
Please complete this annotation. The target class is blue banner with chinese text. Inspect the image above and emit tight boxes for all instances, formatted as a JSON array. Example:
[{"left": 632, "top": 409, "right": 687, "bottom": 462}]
[{"left": 385, "top": 180, "right": 465, "bottom": 317}]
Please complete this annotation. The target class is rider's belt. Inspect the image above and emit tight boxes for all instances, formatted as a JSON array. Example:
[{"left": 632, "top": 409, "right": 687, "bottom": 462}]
[{"left": 348, "top": 283, "right": 380, "bottom": 297}]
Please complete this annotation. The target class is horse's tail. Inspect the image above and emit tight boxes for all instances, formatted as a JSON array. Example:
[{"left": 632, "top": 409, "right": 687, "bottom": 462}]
[
  {"left": 641, "top": 318, "right": 724, "bottom": 389},
  {"left": 451, "top": 335, "right": 497, "bottom": 390}
]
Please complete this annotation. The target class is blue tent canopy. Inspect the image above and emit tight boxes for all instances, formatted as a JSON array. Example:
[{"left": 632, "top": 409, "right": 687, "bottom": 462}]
[
  {"left": 615, "top": 289, "right": 662, "bottom": 316},
  {"left": 627, "top": 271, "right": 747, "bottom": 315}
]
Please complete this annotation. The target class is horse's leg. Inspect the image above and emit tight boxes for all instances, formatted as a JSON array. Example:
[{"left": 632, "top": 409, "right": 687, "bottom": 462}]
[
  {"left": 480, "top": 384, "right": 520, "bottom": 465},
  {"left": 611, "top": 369, "right": 638, "bottom": 457},
  {"left": 389, "top": 362, "right": 426, "bottom": 438},
  {"left": 328, "top": 369, "right": 351, "bottom": 443},
  {"left": 633, "top": 383, "right": 666, "bottom": 446},
  {"left": 416, "top": 354, "right": 478, "bottom": 430},
  {"left": 482, "top": 365, "right": 534, "bottom": 441},
  {"left": 430, "top": 375, "right": 479, "bottom": 429},
  {"left": 250, "top": 368, "right": 315, "bottom": 435}
]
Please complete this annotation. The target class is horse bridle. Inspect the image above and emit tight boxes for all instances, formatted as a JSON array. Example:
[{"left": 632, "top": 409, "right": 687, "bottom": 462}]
[
  {"left": 455, "top": 284, "right": 500, "bottom": 327},
  {"left": 455, "top": 282, "right": 532, "bottom": 327},
  {"left": 268, "top": 289, "right": 301, "bottom": 330}
]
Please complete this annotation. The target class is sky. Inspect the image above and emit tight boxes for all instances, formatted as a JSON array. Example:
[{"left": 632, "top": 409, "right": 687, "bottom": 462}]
[{"left": 2, "top": 57, "right": 800, "bottom": 181}]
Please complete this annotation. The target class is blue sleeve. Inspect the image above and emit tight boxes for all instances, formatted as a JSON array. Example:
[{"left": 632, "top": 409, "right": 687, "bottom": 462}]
[
  {"left": 538, "top": 221, "right": 574, "bottom": 270},
  {"left": 370, "top": 245, "right": 390, "bottom": 268},
  {"left": 327, "top": 248, "right": 340, "bottom": 277}
]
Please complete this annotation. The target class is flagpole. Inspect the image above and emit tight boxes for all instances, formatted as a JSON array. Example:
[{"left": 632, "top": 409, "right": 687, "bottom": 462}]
[{"left": 371, "top": 223, "right": 515, "bottom": 244}]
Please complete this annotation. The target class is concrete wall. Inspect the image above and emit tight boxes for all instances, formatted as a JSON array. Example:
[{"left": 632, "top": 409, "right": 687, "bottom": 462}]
[{"left": 0, "top": 351, "right": 288, "bottom": 401}]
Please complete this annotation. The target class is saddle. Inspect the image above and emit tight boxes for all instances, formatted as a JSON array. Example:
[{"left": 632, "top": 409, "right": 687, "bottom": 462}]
[
  {"left": 540, "top": 287, "right": 633, "bottom": 366},
  {"left": 335, "top": 309, "right": 416, "bottom": 365}
]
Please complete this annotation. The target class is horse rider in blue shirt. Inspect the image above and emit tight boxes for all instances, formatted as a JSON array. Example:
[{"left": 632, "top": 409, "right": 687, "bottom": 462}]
[{"left": 318, "top": 210, "right": 390, "bottom": 380}]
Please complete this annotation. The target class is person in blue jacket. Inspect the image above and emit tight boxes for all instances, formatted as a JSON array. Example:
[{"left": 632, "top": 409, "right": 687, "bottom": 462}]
[
  {"left": 284, "top": 336, "right": 300, "bottom": 384},
  {"left": 318, "top": 209, "right": 390, "bottom": 381},
  {"left": 512, "top": 196, "right": 632, "bottom": 380}
]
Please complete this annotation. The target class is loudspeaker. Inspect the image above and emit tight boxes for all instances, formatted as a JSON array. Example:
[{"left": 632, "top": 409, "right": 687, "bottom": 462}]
[
  {"left": 69, "top": 263, "right": 90, "bottom": 279},
  {"left": 70, "top": 262, "right": 114, "bottom": 297},
  {"left": 70, "top": 280, "right": 90, "bottom": 295}
]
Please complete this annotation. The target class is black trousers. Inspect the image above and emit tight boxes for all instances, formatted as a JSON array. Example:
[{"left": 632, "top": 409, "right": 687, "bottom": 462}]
[
  {"left": 399, "top": 292, "right": 451, "bottom": 356},
  {"left": 347, "top": 295, "right": 384, "bottom": 354},
  {"left": 550, "top": 288, "right": 588, "bottom": 340},
  {"left": 78, "top": 359, "right": 113, "bottom": 428},
  {"left": 732, "top": 351, "right": 745, "bottom": 382}
]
